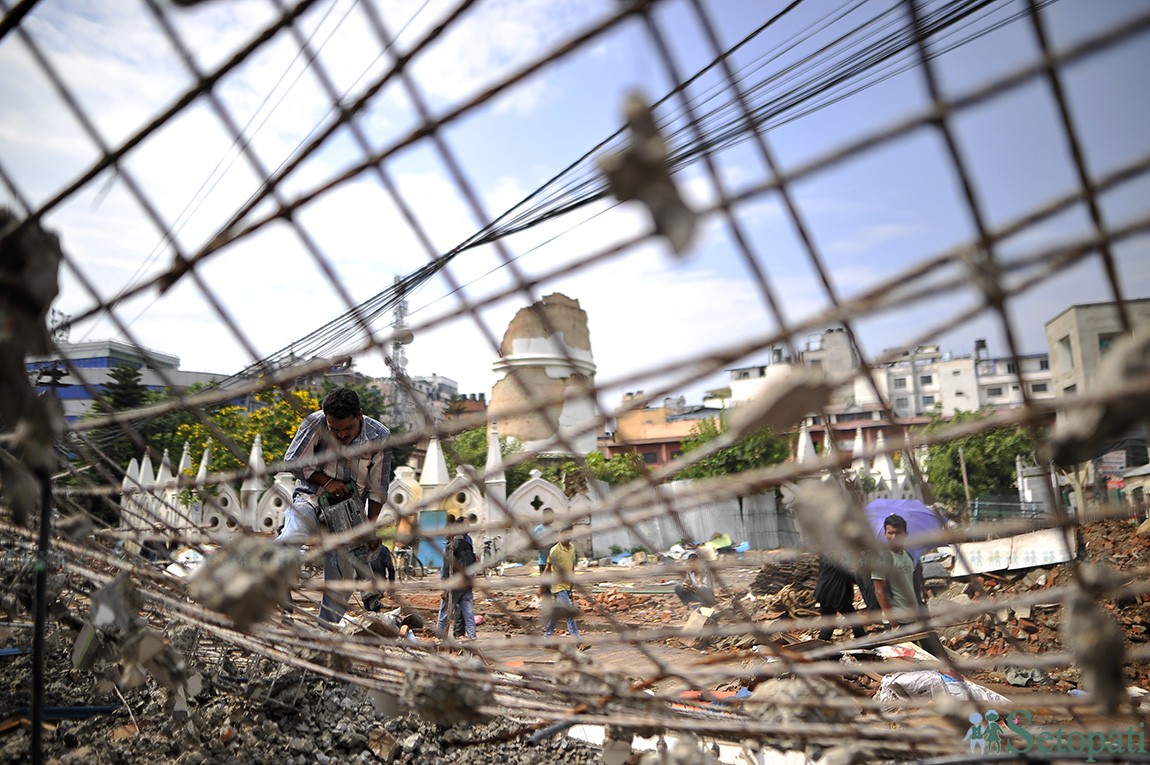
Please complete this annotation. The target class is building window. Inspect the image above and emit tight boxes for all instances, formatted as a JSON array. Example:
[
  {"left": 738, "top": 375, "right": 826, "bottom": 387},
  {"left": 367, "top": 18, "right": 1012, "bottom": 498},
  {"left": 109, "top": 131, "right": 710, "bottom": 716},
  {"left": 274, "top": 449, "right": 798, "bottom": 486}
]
[
  {"left": 920, "top": 374, "right": 933, "bottom": 386},
  {"left": 952, "top": 370, "right": 961, "bottom": 376},
  {"left": 956, "top": 390, "right": 965, "bottom": 397},
  {"left": 1058, "top": 335, "right": 1073, "bottom": 369},
  {"left": 1006, "top": 362, "right": 1017, "bottom": 374},
  {"left": 894, "top": 397, "right": 908, "bottom": 409},
  {"left": 736, "top": 371, "right": 750, "bottom": 380},
  {"left": 922, "top": 395, "right": 936, "bottom": 406},
  {"left": 1032, "top": 383, "right": 1048, "bottom": 393},
  {"left": 1099, "top": 332, "right": 1121, "bottom": 355},
  {"left": 1039, "top": 359, "right": 1049, "bottom": 370},
  {"left": 893, "top": 377, "right": 907, "bottom": 389},
  {"left": 642, "top": 452, "right": 658, "bottom": 465},
  {"left": 1063, "top": 384, "right": 1077, "bottom": 395},
  {"left": 987, "top": 386, "right": 1003, "bottom": 397}
]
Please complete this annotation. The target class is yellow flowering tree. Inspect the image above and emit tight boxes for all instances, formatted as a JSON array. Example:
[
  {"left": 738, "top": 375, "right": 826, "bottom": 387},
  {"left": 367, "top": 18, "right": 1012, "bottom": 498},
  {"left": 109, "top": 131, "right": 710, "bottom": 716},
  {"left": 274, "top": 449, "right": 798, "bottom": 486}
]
[{"left": 175, "top": 388, "right": 319, "bottom": 478}]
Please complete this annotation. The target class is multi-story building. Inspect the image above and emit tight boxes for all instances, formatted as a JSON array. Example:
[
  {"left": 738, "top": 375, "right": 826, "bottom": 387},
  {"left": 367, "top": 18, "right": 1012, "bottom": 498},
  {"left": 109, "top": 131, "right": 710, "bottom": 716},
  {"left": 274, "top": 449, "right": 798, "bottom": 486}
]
[
  {"left": 603, "top": 392, "right": 723, "bottom": 468},
  {"left": 26, "top": 340, "right": 225, "bottom": 421},
  {"left": 721, "top": 329, "right": 1054, "bottom": 455},
  {"left": 1045, "top": 299, "right": 1150, "bottom": 397},
  {"left": 1045, "top": 299, "right": 1150, "bottom": 494}
]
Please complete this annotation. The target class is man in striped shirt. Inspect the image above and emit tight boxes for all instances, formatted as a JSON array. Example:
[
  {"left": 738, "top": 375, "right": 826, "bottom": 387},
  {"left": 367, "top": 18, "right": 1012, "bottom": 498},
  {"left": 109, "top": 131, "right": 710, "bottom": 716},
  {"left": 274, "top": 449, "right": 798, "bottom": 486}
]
[{"left": 276, "top": 387, "right": 392, "bottom": 623}]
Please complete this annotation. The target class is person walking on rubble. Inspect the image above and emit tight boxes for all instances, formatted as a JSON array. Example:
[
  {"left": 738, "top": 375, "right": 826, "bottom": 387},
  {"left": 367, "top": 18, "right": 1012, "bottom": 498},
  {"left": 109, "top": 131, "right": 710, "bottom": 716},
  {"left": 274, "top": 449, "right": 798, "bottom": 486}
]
[
  {"left": 534, "top": 507, "right": 556, "bottom": 574},
  {"left": 542, "top": 527, "right": 580, "bottom": 640},
  {"left": 871, "top": 514, "right": 917, "bottom": 629},
  {"left": 275, "top": 387, "right": 393, "bottom": 623},
  {"left": 437, "top": 516, "right": 478, "bottom": 640},
  {"left": 813, "top": 555, "right": 868, "bottom": 642}
]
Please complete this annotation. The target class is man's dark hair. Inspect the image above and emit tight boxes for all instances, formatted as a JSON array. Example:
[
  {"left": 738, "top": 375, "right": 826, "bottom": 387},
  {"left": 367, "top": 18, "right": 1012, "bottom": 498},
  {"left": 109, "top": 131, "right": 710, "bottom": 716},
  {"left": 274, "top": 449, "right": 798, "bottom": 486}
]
[
  {"left": 322, "top": 387, "right": 361, "bottom": 419},
  {"left": 883, "top": 514, "right": 908, "bottom": 533}
]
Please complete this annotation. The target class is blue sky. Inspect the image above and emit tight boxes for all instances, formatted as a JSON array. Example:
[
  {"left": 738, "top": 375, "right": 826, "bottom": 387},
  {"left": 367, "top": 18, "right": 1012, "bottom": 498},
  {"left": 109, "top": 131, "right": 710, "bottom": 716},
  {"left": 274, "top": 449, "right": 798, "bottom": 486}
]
[{"left": 1, "top": 0, "right": 1147, "bottom": 408}]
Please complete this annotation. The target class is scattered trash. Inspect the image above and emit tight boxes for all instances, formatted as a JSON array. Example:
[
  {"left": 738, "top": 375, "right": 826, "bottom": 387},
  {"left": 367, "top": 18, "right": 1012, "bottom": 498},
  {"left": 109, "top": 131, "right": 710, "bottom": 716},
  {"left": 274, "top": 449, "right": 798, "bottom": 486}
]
[
  {"left": 164, "top": 547, "right": 207, "bottom": 578},
  {"left": 1004, "top": 667, "right": 1049, "bottom": 687},
  {"left": 875, "top": 670, "right": 1010, "bottom": 712}
]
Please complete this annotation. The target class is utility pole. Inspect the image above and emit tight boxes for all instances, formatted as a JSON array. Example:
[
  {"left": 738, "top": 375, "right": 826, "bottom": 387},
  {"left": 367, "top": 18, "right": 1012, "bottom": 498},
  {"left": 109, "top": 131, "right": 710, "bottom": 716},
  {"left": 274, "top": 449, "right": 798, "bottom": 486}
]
[
  {"left": 32, "top": 361, "right": 70, "bottom": 765},
  {"left": 389, "top": 276, "right": 416, "bottom": 431},
  {"left": 959, "top": 446, "right": 972, "bottom": 504}
]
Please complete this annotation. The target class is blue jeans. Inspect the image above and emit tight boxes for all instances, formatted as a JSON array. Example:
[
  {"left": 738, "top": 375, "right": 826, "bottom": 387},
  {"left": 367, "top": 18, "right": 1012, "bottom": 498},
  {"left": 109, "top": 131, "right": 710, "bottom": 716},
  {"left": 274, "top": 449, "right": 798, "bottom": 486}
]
[
  {"left": 436, "top": 589, "right": 476, "bottom": 638},
  {"left": 543, "top": 589, "right": 579, "bottom": 638}
]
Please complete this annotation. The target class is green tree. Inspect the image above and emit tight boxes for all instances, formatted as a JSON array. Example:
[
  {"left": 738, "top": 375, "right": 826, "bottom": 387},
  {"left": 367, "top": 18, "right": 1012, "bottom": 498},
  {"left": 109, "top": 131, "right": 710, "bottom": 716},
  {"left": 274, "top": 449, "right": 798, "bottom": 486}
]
[
  {"left": 920, "top": 408, "right": 1036, "bottom": 506},
  {"left": 320, "top": 380, "right": 387, "bottom": 421},
  {"left": 94, "top": 364, "right": 148, "bottom": 412},
  {"left": 540, "top": 451, "right": 649, "bottom": 495},
  {"left": 86, "top": 363, "right": 151, "bottom": 470},
  {"left": 442, "top": 425, "right": 540, "bottom": 495},
  {"left": 175, "top": 388, "right": 320, "bottom": 477},
  {"left": 140, "top": 382, "right": 214, "bottom": 461},
  {"left": 673, "top": 416, "right": 789, "bottom": 480},
  {"left": 443, "top": 394, "right": 468, "bottom": 418}
]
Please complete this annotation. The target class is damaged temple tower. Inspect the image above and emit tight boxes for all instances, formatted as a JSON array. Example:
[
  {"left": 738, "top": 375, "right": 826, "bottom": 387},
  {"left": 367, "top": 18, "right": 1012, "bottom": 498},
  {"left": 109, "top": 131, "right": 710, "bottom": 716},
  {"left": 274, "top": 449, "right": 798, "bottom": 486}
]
[{"left": 489, "top": 293, "right": 598, "bottom": 458}]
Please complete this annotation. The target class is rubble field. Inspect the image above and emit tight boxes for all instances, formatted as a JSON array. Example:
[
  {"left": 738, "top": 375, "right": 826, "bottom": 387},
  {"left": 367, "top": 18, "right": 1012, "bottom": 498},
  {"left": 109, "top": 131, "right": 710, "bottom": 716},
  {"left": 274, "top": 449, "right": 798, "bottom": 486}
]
[{"left": 2, "top": 518, "right": 1148, "bottom": 763}]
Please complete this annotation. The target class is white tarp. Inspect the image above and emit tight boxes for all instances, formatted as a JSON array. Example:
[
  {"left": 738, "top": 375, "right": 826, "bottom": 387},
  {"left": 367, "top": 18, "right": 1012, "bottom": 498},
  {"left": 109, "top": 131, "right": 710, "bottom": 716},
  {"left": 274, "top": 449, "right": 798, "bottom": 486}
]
[{"left": 951, "top": 527, "right": 1077, "bottom": 576}]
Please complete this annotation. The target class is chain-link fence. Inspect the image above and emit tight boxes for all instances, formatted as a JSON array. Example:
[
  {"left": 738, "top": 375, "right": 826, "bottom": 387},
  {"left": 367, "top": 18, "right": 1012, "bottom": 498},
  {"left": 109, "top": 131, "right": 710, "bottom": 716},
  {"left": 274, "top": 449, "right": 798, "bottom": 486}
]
[{"left": 2, "top": 0, "right": 1149, "bottom": 762}]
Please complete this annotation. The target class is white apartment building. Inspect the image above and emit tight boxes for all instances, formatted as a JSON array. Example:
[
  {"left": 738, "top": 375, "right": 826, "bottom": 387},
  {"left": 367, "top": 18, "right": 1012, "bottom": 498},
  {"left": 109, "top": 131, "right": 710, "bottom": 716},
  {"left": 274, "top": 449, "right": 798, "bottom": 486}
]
[{"left": 726, "top": 330, "right": 1053, "bottom": 419}]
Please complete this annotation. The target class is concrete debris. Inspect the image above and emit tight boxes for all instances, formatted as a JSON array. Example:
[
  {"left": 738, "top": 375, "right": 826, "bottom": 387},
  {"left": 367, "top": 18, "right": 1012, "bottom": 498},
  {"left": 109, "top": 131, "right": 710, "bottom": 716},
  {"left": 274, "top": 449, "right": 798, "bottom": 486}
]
[
  {"left": 600, "top": 92, "right": 697, "bottom": 255},
  {"left": 5, "top": 623, "right": 605, "bottom": 765},
  {"left": 791, "top": 483, "right": 878, "bottom": 572},
  {"left": 89, "top": 573, "right": 144, "bottom": 635},
  {"left": 400, "top": 664, "right": 493, "bottom": 725},
  {"left": 187, "top": 535, "right": 299, "bottom": 632},
  {"left": 683, "top": 606, "right": 720, "bottom": 649},
  {"left": 73, "top": 573, "right": 200, "bottom": 716},
  {"left": 1048, "top": 329, "right": 1150, "bottom": 467},
  {"left": 748, "top": 677, "right": 856, "bottom": 726},
  {"left": 367, "top": 727, "right": 397, "bottom": 759},
  {"left": 636, "top": 733, "right": 721, "bottom": 764},
  {"left": 728, "top": 369, "right": 835, "bottom": 439},
  {"left": 1061, "top": 589, "right": 1126, "bottom": 714},
  {"left": 0, "top": 208, "right": 63, "bottom": 526},
  {"left": 1004, "top": 666, "right": 1049, "bottom": 687}
]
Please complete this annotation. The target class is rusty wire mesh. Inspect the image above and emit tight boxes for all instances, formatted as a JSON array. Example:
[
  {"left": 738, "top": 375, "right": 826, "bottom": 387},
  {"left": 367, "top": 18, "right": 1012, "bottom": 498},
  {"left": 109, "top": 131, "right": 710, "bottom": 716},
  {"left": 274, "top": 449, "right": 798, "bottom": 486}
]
[{"left": 2, "top": 0, "right": 1150, "bottom": 761}]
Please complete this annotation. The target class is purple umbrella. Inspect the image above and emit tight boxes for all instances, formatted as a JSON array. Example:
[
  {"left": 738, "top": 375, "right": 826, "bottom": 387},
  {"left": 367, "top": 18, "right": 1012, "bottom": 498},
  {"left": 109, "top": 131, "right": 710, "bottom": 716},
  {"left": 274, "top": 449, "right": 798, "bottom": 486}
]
[{"left": 864, "top": 498, "right": 946, "bottom": 564}]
